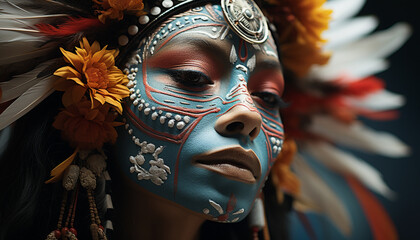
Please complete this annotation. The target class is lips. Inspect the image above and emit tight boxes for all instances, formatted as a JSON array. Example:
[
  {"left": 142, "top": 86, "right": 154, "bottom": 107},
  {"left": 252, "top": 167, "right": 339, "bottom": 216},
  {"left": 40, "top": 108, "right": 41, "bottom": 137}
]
[{"left": 192, "top": 146, "right": 262, "bottom": 183}]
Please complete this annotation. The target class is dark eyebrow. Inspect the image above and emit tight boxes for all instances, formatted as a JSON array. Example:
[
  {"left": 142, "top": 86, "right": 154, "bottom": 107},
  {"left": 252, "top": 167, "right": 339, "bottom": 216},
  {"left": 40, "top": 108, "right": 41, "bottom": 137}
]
[
  {"left": 254, "top": 57, "right": 283, "bottom": 74},
  {"left": 165, "top": 36, "right": 230, "bottom": 62},
  {"left": 161, "top": 35, "right": 231, "bottom": 73},
  {"left": 258, "top": 59, "right": 282, "bottom": 70}
]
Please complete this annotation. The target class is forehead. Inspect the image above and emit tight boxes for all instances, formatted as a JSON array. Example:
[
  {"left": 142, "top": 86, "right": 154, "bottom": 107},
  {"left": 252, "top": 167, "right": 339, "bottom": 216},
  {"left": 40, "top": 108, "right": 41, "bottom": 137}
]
[{"left": 145, "top": 4, "right": 279, "bottom": 62}]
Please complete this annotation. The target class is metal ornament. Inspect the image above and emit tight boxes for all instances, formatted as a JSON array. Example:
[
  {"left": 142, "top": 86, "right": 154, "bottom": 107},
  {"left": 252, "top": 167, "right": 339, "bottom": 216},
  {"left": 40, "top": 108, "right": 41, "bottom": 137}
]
[{"left": 221, "top": 0, "right": 269, "bottom": 44}]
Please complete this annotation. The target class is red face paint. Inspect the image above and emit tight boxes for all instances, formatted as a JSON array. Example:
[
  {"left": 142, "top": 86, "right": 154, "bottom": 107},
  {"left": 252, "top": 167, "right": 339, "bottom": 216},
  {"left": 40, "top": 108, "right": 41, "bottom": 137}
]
[
  {"left": 148, "top": 46, "right": 225, "bottom": 81},
  {"left": 248, "top": 69, "right": 285, "bottom": 96}
]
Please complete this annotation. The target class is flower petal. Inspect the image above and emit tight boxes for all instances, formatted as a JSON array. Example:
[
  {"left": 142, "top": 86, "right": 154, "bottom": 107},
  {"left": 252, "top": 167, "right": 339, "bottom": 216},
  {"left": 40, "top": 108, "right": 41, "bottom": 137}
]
[
  {"left": 62, "top": 85, "right": 86, "bottom": 106},
  {"left": 60, "top": 48, "right": 83, "bottom": 72},
  {"left": 91, "top": 47, "right": 108, "bottom": 63},
  {"left": 104, "top": 95, "right": 123, "bottom": 113},
  {"left": 68, "top": 77, "right": 86, "bottom": 87},
  {"left": 54, "top": 66, "right": 81, "bottom": 79},
  {"left": 93, "top": 92, "right": 106, "bottom": 105},
  {"left": 91, "top": 40, "right": 101, "bottom": 53}
]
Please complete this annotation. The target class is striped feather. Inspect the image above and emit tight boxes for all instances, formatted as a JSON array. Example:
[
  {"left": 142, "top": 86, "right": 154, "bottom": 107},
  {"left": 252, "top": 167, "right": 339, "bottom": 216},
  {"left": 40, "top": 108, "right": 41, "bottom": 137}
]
[
  {"left": 310, "top": 23, "right": 411, "bottom": 81},
  {"left": 304, "top": 142, "right": 396, "bottom": 199},
  {"left": 0, "top": 75, "right": 56, "bottom": 130},
  {"left": 345, "top": 90, "right": 405, "bottom": 111},
  {"left": 0, "top": 59, "right": 57, "bottom": 103},
  {"left": 307, "top": 115, "right": 410, "bottom": 157},
  {"left": 324, "top": 16, "right": 379, "bottom": 50},
  {"left": 325, "top": 0, "right": 366, "bottom": 24},
  {"left": 346, "top": 176, "right": 398, "bottom": 240},
  {"left": 292, "top": 154, "right": 352, "bottom": 236}
]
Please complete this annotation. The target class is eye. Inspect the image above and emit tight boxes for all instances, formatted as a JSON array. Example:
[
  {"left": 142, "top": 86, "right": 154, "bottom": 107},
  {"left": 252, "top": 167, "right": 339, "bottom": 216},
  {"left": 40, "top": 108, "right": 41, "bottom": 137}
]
[
  {"left": 163, "top": 69, "right": 213, "bottom": 87},
  {"left": 252, "top": 91, "right": 288, "bottom": 109}
]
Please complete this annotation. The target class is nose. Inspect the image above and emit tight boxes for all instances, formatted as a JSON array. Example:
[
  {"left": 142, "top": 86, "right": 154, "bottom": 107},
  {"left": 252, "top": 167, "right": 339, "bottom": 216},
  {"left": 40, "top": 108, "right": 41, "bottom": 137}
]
[{"left": 215, "top": 105, "right": 262, "bottom": 141}]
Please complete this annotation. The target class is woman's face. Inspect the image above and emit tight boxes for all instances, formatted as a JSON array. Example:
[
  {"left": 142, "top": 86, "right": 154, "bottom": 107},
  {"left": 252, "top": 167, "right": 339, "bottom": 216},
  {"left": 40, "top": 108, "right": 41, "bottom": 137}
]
[{"left": 116, "top": 4, "right": 284, "bottom": 222}]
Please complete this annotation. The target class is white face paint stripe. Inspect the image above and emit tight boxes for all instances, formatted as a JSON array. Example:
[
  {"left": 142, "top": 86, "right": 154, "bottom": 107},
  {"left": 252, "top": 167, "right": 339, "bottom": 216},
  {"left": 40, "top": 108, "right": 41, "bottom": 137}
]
[
  {"left": 247, "top": 55, "right": 256, "bottom": 72},
  {"left": 232, "top": 208, "right": 245, "bottom": 215},
  {"left": 209, "top": 199, "right": 224, "bottom": 214},
  {"left": 230, "top": 45, "right": 238, "bottom": 64},
  {"left": 236, "top": 64, "right": 248, "bottom": 73}
]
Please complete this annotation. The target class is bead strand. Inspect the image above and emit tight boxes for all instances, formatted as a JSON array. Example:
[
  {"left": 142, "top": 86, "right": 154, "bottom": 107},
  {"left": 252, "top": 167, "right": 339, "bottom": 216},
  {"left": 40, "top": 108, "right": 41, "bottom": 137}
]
[{"left": 57, "top": 191, "right": 68, "bottom": 230}]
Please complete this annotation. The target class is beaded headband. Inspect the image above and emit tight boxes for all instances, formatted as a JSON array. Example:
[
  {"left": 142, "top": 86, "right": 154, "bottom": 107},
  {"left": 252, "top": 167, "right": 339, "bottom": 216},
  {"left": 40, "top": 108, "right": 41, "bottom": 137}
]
[{"left": 117, "top": 0, "right": 270, "bottom": 64}]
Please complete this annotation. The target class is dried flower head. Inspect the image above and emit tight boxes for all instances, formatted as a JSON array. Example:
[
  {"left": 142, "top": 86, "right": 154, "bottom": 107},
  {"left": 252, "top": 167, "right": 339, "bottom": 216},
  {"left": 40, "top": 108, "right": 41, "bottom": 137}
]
[
  {"left": 54, "top": 38, "right": 129, "bottom": 114},
  {"left": 53, "top": 99, "right": 121, "bottom": 149},
  {"left": 94, "top": 0, "right": 145, "bottom": 23},
  {"left": 264, "top": 0, "right": 332, "bottom": 77}
]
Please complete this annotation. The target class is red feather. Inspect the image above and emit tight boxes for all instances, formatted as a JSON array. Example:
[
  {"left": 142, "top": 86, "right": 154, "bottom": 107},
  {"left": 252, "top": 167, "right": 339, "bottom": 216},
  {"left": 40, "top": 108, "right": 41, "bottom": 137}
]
[
  {"left": 357, "top": 109, "right": 399, "bottom": 120},
  {"left": 341, "top": 76, "right": 385, "bottom": 97},
  {"left": 346, "top": 176, "right": 398, "bottom": 240},
  {"left": 36, "top": 17, "right": 102, "bottom": 37},
  {"left": 296, "top": 211, "right": 317, "bottom": 240}
]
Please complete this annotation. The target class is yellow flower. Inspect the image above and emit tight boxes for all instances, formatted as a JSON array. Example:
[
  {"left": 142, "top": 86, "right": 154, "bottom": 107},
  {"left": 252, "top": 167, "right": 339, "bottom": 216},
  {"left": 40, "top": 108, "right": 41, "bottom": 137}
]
[
  {"left": 281, "top": 41, "right": 330, "bottom": 78},
  {"left": 285, "top": 0, "right": 331, "bottom": 45},
  {"left": 94, "top": 0, "right": 145, "bottom": 23},
  {"left": 54, "top": 38, "right": 129, "bottom": 113},
  {"left": 264, "top": 0, "right": 332, "bottom": 77},
  {"left": 53, "top": 99, "right": 121, "bottom": 150}
]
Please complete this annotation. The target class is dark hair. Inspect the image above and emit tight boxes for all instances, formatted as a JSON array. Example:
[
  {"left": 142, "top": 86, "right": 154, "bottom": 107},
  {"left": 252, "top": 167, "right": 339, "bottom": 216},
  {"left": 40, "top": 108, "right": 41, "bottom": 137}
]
[
  {"left": 0, "top": 92, "right": 108, "bottom": 239},
  {"left": 0, "top": 93, "right": 111, "bottom": 240}
]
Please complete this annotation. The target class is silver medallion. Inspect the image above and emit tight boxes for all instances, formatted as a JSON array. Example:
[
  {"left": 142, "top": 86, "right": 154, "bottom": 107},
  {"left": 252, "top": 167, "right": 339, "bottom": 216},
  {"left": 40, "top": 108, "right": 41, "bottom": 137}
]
[{"left": 221, "top": 0, "right": 269, "bottom": 44}]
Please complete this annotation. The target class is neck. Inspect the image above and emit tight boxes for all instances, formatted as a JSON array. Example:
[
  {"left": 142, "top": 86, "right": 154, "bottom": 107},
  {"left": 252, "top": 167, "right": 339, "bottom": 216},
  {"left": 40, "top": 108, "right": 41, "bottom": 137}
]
[{"left": 113, "top": 174, "right": 206, "bottom": 240}]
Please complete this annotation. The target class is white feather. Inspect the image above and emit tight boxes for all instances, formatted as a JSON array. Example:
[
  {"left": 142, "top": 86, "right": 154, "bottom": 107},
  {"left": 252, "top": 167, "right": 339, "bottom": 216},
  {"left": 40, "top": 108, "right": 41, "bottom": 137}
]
[
  {"left": 292, "top": 154, "right": 352, "bottom": 235},
  {"left": 0, "top": 26, "right": 40, "bottom": 43},
  {"left": 0, "top": 59, "right": 57, "bottom": 103},
  {"left": 0, "top": 0, "right": 67, "bottom": 66},
  {"left": 309, "top": 58, "right": 389, "bottom": 81},
  {"left": 307, "top": 115, "right": 410, "bottom": 157},
  {"left": 328, "top": 23, "right": 411, "bottom": 67},
  {"left": 303, "top": 142, "right": 396, "bottom": 199},
  {"left": 0, "top": 14, "right": 68, "bottom": 19},
  {"left": 324, "top": 16, "right": 378, "bottom": 50},
  {"left": 0, "top": 76, "right": 56, "bottom": 131},
  {"left": 0, "top": 41, "right": 57, "bottom": 67},
  {"left": 309, "top": 23, "right": 411, "bottom": 81},
  {"left": 324, "top": 0, "right": 366, "bottom": 24},
  {"left": 345, "top": 90, "right": 405, "bottom": 111},
  {"left": 0, "top": 27, "right": 39, "bottom": 33},
  {"left": 0, "top": 30, "right": 41, "bottom": 42}
]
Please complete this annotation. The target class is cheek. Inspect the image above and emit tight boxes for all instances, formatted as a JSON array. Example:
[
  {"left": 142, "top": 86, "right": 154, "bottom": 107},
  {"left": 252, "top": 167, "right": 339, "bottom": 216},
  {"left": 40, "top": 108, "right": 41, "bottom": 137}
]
[
  {"left": 257, "top": 105, "right": 284, "bottom": 166},
  {"left": 125, "top": 61, "right": 225, "bottom": 153}
]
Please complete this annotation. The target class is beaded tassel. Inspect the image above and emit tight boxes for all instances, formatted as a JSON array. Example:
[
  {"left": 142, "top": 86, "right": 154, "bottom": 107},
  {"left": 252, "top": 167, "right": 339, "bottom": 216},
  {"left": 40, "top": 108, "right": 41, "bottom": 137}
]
[
  {"left": 45, "top": 164, "right": 80, "bottom": 240},
  {"left": 46, "top": 151, "right": 109, "bottom": 240},
  {"left": 80, "top": 152, "right": 109, "bottom": 240},
  {"left": 103, "top": 170, "right": 114, "bottom": 240}
]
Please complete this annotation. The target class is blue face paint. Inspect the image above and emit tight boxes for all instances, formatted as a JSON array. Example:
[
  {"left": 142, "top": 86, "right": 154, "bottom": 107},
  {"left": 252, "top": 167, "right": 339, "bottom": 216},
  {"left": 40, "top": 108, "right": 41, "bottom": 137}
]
[{"left": 115, "top": 4, "right": 284, "bottom": 222}]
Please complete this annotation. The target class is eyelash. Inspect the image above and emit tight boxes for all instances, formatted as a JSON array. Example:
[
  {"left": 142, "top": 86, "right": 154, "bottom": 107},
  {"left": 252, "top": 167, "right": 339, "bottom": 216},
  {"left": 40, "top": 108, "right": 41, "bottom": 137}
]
[
  {"left": 163, "top": 69, "right": 213, "bottom": 87},
  {"left": 251, "top": 92, "right": 288, "bottom": 109}
]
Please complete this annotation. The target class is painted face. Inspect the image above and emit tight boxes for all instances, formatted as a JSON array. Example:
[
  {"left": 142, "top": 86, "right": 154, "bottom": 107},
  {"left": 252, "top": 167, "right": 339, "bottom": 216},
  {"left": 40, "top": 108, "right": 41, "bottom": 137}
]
[{"left": 115, "top": 4, "right": 284, "bottom": 222}]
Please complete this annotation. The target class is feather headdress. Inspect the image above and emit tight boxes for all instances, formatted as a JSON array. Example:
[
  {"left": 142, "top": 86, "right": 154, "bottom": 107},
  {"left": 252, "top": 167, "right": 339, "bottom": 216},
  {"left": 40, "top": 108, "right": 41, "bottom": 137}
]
[
  {"left": 0, "top": 0, "right": 411, "bottom": 239},
  {"left": 272, "top": 0, "right": 411, "bottom": 238}
]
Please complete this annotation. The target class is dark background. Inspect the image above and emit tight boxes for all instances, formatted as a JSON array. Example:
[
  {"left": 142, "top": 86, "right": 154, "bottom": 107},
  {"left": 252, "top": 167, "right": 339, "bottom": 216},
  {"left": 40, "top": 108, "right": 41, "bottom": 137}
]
[{"left": 358, "top": 0, "right": 420, "bottom": 239}]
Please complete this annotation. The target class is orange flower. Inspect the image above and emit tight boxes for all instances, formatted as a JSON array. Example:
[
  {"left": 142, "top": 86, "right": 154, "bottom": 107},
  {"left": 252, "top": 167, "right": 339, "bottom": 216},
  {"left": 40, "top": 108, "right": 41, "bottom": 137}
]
[
  {"left": 94, "top": 0, "right": 145, "bottom": 23},
  {"left": 280, "top": 41, "right": 330, "bottom": 78},
  {"left": 53, "top": 99, "right": 121, "bottom": 149},
  {"left": 54, "top": 38, "right": 129, "bottom": 113},
  {"left": 264, "top": 0, "right": 332, "bottom": 77}
]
